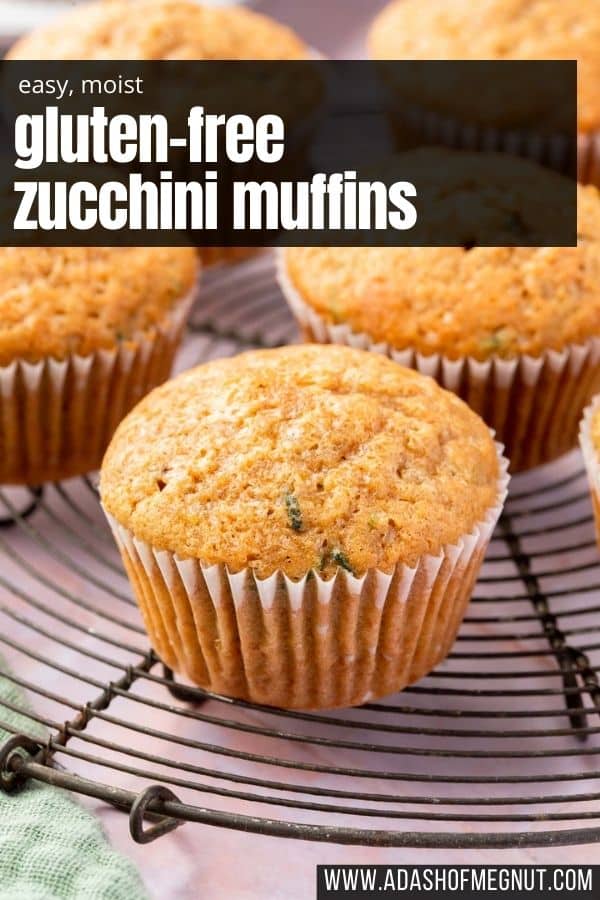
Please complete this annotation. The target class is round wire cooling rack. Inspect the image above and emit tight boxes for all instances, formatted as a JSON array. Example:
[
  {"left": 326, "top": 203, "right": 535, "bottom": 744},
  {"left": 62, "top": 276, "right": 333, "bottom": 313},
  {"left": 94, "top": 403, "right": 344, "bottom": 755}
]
[{"left": 1, "top": 251, "right": 600, "bottom": 850}]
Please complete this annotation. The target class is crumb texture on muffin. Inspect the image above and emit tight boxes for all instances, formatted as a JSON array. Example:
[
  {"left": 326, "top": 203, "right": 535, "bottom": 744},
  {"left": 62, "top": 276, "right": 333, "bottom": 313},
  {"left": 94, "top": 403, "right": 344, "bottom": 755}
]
[
  {"left": 369, "top": 0, "right": 600, "bottom": 132},
  {"left": 284, "top": 177, "right": 600, "bottom": 362},
  {"left": 8, "top": 0, "right": 309, "bottom": 60},
  {"left": 100, "top": 344, "right": 500, "bottom": 579},
  {"left": 0, "top": 247, "right": 198, "bottom": 365}
]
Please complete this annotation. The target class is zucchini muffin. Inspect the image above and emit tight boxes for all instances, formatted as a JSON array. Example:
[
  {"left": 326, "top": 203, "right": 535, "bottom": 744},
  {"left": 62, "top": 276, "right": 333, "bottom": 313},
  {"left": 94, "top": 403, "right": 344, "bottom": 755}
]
[
  {"left": 369, "top": 0, "right": 598, "bottom": 183},
  {"left": 280, "top": 158, "right": 600, "bottom": 472},
  {"left": 8, "top": 0, "right": 315, "bottom": 267},
  {"left": 0, "top": 246, "right": 198, "bottom": 485},
  {"left": 101, "top": 344, "right": 508, "bottom": 709},
  {"left": 580, "top": 396, "right": 600, "bottom": 547},
  {"left": 9, "top": 0, "right": 309, "bottom": 61}
]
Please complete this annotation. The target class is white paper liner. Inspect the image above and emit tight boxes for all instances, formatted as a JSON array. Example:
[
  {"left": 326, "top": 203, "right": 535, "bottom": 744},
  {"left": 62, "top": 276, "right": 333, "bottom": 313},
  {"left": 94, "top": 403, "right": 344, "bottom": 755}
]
[
  {"left": 579, "top": 394, "right": 600, "bottom": 544},
  {"left": 278, "top": 252, "right": 600, "bottom": 472},
  {"left": 386, "top": 101, "right": 573, "bottom": 173},
  {"left": 389, "top": 101, "right": 599, "bottom": 185},
  {"left": 104, "top": 444, "right": 509, "bottom": 710},
  {"left": 578, "top": 132, "right": 600, "bottom": 188},
  {"left": 0, "top": 289, "right": 195, "bottom": 485}
]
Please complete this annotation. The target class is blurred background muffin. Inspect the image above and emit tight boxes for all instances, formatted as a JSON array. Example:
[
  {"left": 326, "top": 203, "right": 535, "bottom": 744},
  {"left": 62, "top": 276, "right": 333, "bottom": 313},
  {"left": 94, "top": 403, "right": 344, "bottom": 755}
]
[
  {"left": 279, "top": 154, "right": 599, "bottom": 472},
  {"left": 0, "top": 246, "right": 198, "bottom": 484},
  {"left": 369, "top": 0, "right": 599, "bottom": 185},
  {"left": 101, "top": 343, "right": 508, "bottom": 709},
  {"left": 7, "top": 0, "right": 317, "bottom": 267},
  {"left": 8, "top": 0, "right": 309, "bottom": 62}
]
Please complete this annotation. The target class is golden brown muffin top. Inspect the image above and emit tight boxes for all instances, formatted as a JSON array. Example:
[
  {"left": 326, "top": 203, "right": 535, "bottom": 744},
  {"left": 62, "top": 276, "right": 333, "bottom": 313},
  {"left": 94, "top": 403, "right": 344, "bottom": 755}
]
[
  {"left": 8, "top": 0, "right": 309, "bottom": 60},
  {"left": 369, "top": 0, "right": 600, "bottom": 132},
  {"left": 283, "top": 176, "right": 600, "bottom": 362},
  {"left": 0, "top": 247, "right": 198, "bottom": 365},
  {"left": 100, "top": 344, "right": 501, "bottom": 579},
  {"left": 360, "top": 149, "right": 575, "bottom": 246}
]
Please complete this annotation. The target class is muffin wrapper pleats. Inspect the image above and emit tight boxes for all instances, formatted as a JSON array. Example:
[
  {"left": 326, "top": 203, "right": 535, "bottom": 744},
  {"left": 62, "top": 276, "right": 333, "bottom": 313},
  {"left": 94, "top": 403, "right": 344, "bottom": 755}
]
[
  {"left": 384, "top": 100, "right": 586, "bottom": 182},
  {"left": 103, "top": 447, "right": 508, "bottom": 710},
  {"left": 0, "top": 290, "right": 195, "bottom": 485},
  {"left": 579, "top": 395, "right": 600, "bottom": 549},
  {"left": 278, "top": 254, "right": 600, "bottom": 472},
  {"left": 388, "top": 102, "right": 575, "bottom": 174},
  {"left": 578, "top": 132, "right": 600, "bottom": 189}
]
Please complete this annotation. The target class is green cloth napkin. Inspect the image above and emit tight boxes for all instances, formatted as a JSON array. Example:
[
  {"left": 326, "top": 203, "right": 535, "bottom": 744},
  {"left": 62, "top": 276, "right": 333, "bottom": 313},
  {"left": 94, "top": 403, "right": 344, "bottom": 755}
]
[{"left": 0, "top": 665, "right": 148, "bottom": 900}]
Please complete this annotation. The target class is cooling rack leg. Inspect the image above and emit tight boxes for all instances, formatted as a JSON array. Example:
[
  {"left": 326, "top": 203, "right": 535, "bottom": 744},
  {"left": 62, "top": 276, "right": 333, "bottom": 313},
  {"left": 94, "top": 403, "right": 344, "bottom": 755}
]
[
  {"left": 0, "top": 734, "right": 45, "bottom": 792},
  {"left": 129, "top": 785, "right": 185, "bottom": 844},
  {"left": 1, "top": 744, "right": 186, "bottom": 846},
  {"left": 162, "top": 665, "right": 209, "bottom": 705}
]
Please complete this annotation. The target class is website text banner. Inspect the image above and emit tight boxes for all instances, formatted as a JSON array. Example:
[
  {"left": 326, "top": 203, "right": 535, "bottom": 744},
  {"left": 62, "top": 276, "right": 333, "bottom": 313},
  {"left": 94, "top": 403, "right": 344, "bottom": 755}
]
[
  {"left": 316, "top": 865, "right": 597, "bottom": 900},
  {"left": 0, "top": 60, "right": 577, "bottom": 247}
]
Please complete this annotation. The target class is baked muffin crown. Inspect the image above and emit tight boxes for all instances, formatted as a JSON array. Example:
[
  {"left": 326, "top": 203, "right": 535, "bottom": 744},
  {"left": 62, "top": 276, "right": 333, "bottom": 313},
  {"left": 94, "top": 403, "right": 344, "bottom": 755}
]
[
  {"left": 100, "top": 344, "right": 500, "bottom": 579},
  {"left": 0, "top": 246, "right": 198, "bottom": 365},
  {"left": 369, "top": 0, "right": 600, "bottom": 132},
  {"left": 283, "top": 167, "right": 600, "bottom": 362},
  {"left": 8, "top": 0, "right": 309, "bottom": 60}
]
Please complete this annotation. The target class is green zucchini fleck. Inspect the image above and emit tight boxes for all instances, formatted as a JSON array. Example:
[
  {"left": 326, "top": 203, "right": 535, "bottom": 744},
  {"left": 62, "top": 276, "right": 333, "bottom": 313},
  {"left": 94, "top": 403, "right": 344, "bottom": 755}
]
[
  {"left": 284, "top": 492, "right": 303, "bottom": 532},
  {"left": 368, "top": 512, "right": 385, "bottom": 530},
  {"left": 330, "top": 548, "right": 356, "bottom": 575},
  {"left": 479, "top": 327, "right": 513, "bottom": 356}
]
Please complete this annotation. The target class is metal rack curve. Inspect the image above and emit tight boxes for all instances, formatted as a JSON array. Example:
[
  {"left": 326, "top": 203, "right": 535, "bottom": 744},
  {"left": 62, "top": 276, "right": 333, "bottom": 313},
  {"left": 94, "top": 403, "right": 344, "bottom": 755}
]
[{"left": 1, "top": 253, "right": 600, "bottom": 849}]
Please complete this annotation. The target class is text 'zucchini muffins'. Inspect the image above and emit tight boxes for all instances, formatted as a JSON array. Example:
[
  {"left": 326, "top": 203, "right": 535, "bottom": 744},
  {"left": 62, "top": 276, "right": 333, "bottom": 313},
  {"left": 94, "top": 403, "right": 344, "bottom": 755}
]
[
  {"left": 0, "top": 246, "right": 198, "bottom": 485},
  {"left": 8, "top": 0, "right": 314, "bottom": 268},
  {"left": 580, "top": 396, "right": 600, "bottom": 548},
  {"left": 369, "top": 0, "right": 600, "bottom": 184},
  {"left": 280, "top": 158, "right": 600, "bottom": 472},
  {"left": 101, "top": 344, "right": 508, "bottom": 709}
]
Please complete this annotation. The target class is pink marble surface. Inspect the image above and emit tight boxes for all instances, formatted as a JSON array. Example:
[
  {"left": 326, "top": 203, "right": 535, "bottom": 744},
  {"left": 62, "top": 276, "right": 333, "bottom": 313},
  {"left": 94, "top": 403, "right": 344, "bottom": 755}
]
[
  {"left": 76, "top": 806, "right": 600, "bottom": 900},
  {"left": 1, "top": 2, "right": 599, "bottom": 896}
]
